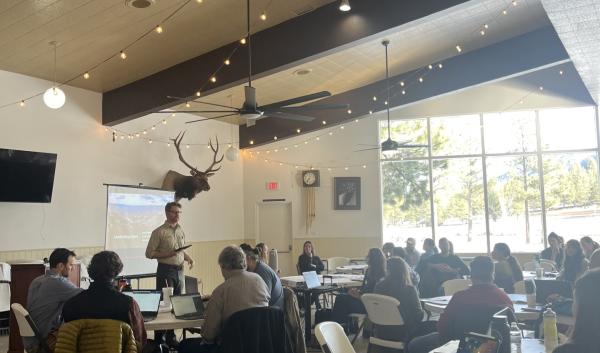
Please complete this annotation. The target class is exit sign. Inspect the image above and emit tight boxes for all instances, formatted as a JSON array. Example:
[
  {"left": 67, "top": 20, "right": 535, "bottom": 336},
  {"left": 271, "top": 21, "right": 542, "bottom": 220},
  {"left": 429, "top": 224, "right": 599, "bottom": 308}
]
[{"left": 266, "top": 182, "right": 279, "bottom": 190}]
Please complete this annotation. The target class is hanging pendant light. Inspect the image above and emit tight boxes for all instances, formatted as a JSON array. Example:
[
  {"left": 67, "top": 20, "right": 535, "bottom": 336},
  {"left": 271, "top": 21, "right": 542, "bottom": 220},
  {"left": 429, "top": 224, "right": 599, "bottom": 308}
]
[{"left": 43, "top": 41, "right": 66, "bottom": 109}]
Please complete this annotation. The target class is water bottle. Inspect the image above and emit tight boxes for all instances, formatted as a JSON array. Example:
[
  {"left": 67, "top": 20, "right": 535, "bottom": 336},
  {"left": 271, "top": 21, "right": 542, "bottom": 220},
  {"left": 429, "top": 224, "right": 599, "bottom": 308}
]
[
  {"left": 510, "top": 322, "right": 522, "bottom": 353},
  {"left": 543, "top": 308, "right": 558, "bottom": 352}
]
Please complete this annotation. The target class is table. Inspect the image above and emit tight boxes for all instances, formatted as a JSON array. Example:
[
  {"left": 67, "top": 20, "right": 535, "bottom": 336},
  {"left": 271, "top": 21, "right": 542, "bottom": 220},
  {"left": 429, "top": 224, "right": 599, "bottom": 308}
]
[
  {"left": 281, "top": 274, "right": 363, "bottom": 342},
  {"left": 335, "top": 264, "right": 368, "bottom": 274},
  {"left": 522, "top": 271, "right": 559, "bottom": 280},
  {"left": 429, "top": 338, "right": 545, "bottom": 353},
  {"left": 280, "top": 274, "right": 364, "bottom": 288},
  {"left": 422, "top": 294, "right": 574, "bottom": 326},
  {"left": 144, "top": 310, "right": 204, "bottom": 331}
]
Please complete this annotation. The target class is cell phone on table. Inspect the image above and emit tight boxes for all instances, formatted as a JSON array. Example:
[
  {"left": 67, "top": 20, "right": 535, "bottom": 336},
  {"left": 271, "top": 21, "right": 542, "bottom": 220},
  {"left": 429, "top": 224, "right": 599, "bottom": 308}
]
[{"left": 175, "top": 244, "right": 192, "bottom": 252}]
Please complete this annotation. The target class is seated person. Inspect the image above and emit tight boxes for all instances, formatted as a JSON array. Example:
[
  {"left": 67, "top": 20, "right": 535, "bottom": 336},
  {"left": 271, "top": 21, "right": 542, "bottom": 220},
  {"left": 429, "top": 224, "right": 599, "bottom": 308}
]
[
  {"left": 382, "top": 242, "right": 396, "bottom": 259},
  {"left": 255, "top": 242, "right": 269, "bottom": 264},
  {"left": 416, "top": 237, "right": 469, "bottom": 298},
  {"left": 553, "top": 268, "right": 600, "bottom": 353},
  {"left": 179, "top": 246, "right": 269, "bottom": 353},
  {"left": 541, "top": 232, "right": 565, "bottom": 269},
  {"left": 558, "top": 240, "right": 589, "bottom": 284},
  {"left": 491, "top": 243, "right": 523, "bottom": 293},
  {"left": 580, "top": 236, "right": 599, "bottom": 260},
  {"left": 25, "top": 248, "right": 83, "bottom": 353},
  {"left": 240, "top": 243, "right": 283, "bottom": 309},
  {"left": 407, "top": 256, "right": 513, "bottom": 353},
  {"left": 420, "top": 238, "right": 439, "bottom": 262},
  {"left": 391, "top": 247, "right": 420, "bottom": 286},
  {"left": 332, "top": 248, "right": 386, "bottom": 331},
  {"left": 297, "top": 240, "right": 324, "bottom": 274},
  {"left": 374, "top": 257, "right": 424, "bottom": 341},
  {"left": 405, "top": 237, "right": 421, "bottom": 268},
  {"left": 62, "top": 251, "right": 147, "bottom": 348}
]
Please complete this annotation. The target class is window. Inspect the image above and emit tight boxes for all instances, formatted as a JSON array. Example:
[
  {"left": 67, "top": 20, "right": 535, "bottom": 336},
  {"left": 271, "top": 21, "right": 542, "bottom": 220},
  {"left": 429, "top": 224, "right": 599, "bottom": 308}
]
[{"left": 380, "top": 106, "right": 600, "bottom": 253}]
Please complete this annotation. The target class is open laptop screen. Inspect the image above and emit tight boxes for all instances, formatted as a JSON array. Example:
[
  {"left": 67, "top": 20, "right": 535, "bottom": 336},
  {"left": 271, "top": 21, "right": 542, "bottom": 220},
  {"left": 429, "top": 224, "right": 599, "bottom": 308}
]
[
  {"left": 171, "top": 294, "right": 203, "bottom": 317},
  {"left": 302, "top": 271, "right": 321, "bottom": 289},
  {"left": 123, "top": 291, "right": 161, "bottom": 313}
]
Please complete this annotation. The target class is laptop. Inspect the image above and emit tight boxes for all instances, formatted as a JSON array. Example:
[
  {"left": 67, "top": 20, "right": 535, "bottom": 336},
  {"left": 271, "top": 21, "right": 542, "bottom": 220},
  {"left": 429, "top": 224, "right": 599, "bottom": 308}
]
[
  {"left": 123, "top": 291, "right": 161, "bottom": 322},
  {"left": 302, "top": 271, "right": 335, "bottom": 290},
  {"left": 170, "top": 293, "right": 204, "bottom": 320},
  {"left": 535, "top": 279, "right": 573, "bottom": 303}
]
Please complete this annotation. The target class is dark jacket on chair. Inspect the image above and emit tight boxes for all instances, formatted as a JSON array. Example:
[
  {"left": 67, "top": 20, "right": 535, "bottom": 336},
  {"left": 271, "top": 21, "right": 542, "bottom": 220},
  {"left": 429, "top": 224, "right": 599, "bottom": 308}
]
[{"left": 218, "top": 307, "right": 291, "bottom": 353}]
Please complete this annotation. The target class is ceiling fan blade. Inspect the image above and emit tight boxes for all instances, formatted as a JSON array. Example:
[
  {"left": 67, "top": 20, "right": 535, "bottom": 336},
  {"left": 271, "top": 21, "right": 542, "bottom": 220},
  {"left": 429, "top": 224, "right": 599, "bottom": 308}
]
[
  {"left": 398, "top": 144, "right": 428, "bottom": 148},
  {"left": 265, "top": 111, "right": 315, "bottom": 122},
  {"left": 273, "top": 103, "right": 349, "bottom": 112},
  {"left": 259, "top": 91, "right": 331, "bottom": 110},
  {"left": 167, "top": 96, "right": 238, "bottom": 110},
  {"left": 357, "top": 143, "right": 381, "bottom": 146},
  {"left": 185, "top": 113, "right": 239, "bottom": 124},
  {"left": 159, "top": 110, "right": 239, "bottom": 114},
  {"left": 354, "top": 147, "right": 382, "bottom": 152}
]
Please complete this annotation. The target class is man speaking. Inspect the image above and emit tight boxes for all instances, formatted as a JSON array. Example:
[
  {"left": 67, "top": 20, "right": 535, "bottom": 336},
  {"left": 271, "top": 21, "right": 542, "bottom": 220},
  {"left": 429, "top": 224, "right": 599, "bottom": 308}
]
[{"left": 145, "top": 201, "right": 194, "bottom": 348}]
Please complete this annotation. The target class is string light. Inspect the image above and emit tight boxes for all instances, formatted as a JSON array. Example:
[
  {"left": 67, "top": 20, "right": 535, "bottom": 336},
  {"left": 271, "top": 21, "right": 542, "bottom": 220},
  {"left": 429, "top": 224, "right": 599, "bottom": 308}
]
[
  {"left": 484, "top": 24, "right": 489, "bottom": 29},
  {"left": 512, "top": 0, "right": 517, "bottom": 6},
  {"left": 149, "top": 139, "right": 153, "bottom": 144},
  {"left": 455, "top": 45, "right": 462, "bottom": 53},
  {"left": 373, "top": 96, "right": 377, "bottom": 101},
  {"left": 151, "top": 126, "right": 156, "bottom": 130},
  {"left": 143, "top": 130, "right": 147, "bottom": 135},
  {"left": 171, "top": 113, "right": 176, "bottom": 117},
  {"left": 224, "top": 59, "right": 230, "bottom": 65},
  {"left": 155, "top": 25, "right": 163, "bottom": 34},
  {"left": 162, "top": 119, "right": 167, "bottom": 124},
  {"left": 186, "top": 144, "right": 190, "bottom": 149},
  {"left": 480, "top": 30, "right": 486, "bottom": 36},
  {"left": 502, "top": 9, "right": 507, "bottom": 15},
  {"left": 185, "top": 102, "right": 191, "bottom": 108},
  {"left": 559, "top": 70, "right": 564, "bottom": 75},
  {"left": 210, "top": 76, "right": 217, "bottom": 83},
  {"left": 240, "top": 38, "right": 247, "bottom": 45},
  {"left": 249, "top": 140, "right": 254, "bottom": 145},
  {"left": 19, "top": 100, "right": 25, "bottom": 107},
  {"left": 274, "top": 136, "right": 278, "bottom": 140},
  {"left": 322, "top": 121, "right": 327, "bottom": 125},
  {"left": 438, "top": 63, "right": 443, "bottom": 69},
  {"left": 402, "top": 90, "right": 406, "bottom": 95},
  {"left": 419, "top": 77, "right": 424, "bottom": 83},
  {"left": 120, "top": 51, "right": 127, "bottom": 60},
  {"left": 347, "top": 109, "right": 352, "bottom": 114},
  {"left": 296, "top": 128, "right": 301, "bottom": 133},
  {"left": 400, "top": 81, "right": 405, "bottom": 87},
  {"left": 428, "top": 64, "right": 433, "bottom": 70},
  {"left": 260, "top": 12, "right": 267, "bottom": 21},
  {"left": 83, "top": 72, "right": 90, "bottom": 79},
  {"left": 369, "top": 110, "right": 373, "bottom": 114},
  {"left": 196, "top": 91, "right": 201, "bottom": 97}
]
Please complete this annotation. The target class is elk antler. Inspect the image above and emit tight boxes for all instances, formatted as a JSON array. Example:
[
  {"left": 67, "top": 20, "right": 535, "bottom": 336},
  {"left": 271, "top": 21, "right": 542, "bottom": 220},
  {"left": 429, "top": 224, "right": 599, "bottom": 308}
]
[
  {"left": 171, "top": 131, "right": 202, "bottom": 177},
  {"left": 205, "top": 136, "right": 224, "bottom": 177}
]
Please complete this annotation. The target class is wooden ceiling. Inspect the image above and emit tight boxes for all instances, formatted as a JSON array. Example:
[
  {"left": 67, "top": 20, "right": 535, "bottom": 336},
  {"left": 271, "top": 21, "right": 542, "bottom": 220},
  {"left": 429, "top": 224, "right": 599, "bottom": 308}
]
[{"left": 0, "top": 0, "right": 333, "bottom": 92}]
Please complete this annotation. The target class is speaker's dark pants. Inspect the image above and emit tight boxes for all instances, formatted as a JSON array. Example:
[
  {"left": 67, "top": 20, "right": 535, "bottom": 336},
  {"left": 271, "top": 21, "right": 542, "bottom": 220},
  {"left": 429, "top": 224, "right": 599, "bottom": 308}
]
[{"left": 155, "top": 263, "right": 184, "bottom": 343}]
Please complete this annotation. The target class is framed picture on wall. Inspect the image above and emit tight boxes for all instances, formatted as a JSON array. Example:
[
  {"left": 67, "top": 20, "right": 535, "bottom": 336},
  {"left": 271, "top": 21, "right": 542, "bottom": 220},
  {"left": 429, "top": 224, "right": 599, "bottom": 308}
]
[{"left": 333, "top": 177, "right": 361, "bottom": 210}]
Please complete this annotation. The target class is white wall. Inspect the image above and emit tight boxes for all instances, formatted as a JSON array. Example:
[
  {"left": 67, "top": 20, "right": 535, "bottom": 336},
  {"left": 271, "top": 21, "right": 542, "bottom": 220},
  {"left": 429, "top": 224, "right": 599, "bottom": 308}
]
[
  {"left": 243, "top": 118, "right": 382, "bottom": 241},
  {"left": 0, "top": 70, "right": 244, "bottom": 251}
]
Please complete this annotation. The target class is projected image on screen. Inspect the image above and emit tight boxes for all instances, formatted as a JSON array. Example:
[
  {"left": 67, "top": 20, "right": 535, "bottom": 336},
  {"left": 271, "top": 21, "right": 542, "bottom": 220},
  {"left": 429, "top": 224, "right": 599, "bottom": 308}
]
[{"left": 105, "top": 186, "right": 174, "bottom": 276}]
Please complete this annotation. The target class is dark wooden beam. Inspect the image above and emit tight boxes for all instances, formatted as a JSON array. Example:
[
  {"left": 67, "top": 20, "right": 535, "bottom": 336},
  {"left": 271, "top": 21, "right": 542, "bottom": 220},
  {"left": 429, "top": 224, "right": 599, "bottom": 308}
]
[
  {"left": 102, "top": 0, "right": 469, "bottom": 125},
  {"left": 238, "top": 26, "right": 572, "bottom": 148}
]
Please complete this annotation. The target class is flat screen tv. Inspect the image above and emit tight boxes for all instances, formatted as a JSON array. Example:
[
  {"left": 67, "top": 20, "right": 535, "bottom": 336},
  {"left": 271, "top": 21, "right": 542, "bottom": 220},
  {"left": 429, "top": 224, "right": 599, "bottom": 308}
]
[{"left": 0, "top": 148, "right": 57, "bottom": 203}]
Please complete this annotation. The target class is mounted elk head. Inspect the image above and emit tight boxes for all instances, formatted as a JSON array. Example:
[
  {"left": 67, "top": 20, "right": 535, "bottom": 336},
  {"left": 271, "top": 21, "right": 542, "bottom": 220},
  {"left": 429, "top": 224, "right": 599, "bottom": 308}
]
[{"left": 161, "top": 131, "right": 224, "bottom": 201}]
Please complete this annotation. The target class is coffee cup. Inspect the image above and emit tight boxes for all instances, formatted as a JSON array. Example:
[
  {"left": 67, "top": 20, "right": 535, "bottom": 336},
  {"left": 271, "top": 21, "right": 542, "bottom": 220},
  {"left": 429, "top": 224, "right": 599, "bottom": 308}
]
[
  {"left": 536, "top": 268, "right": 544, "bottom": 278},
  {"left": 162, "top": 287, "right": 174, "bottom": 306},
  {"left": 527, "top": 294, "right": 537, "bottom": 308}
]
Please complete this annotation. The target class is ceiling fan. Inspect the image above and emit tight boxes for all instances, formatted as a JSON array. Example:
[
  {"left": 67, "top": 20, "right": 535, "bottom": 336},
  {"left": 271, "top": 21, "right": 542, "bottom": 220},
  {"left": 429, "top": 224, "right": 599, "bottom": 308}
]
[
  {"left": 355, "top": 40, "right": 427, "bottom": 154},
  {"left": 166, "top": 0, "right": 348, "bottom": 127}
]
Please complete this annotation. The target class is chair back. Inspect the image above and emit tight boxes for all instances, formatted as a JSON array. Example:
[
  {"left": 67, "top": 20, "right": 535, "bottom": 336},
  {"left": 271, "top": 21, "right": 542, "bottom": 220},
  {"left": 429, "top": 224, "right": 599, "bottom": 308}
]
[
  {"left": 315, "top": 321, "right": 357, "bottom": 353},
  {"left": 327, "top": 257, "right": 351, "bottom": 273},
  {"left": 441, "top": 278, "right": 471, "bottom": 296},
  {"left": 522, "top": 262, "right": 537, "bottom": 271},
  {"left": 539, "top": 260, "right": 557, "bottom": 271},
  {"left": 360, "top": 293, "right": 404, "bottom": 326},
  {"left": 513, "top": 280, "right": 526, "bottom": 295},
  {"left": 11, "top": 303, "right": 36, "bottom": 337},
  {"left": 219, "top": 306, "right": 290, "bottom": 353}
]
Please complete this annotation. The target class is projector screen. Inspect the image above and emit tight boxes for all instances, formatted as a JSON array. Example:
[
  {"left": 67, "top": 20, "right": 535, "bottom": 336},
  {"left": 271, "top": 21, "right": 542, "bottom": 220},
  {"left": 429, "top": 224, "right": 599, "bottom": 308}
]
[{"left": 105, "top": 185, "right": 174, "bottom": 276}]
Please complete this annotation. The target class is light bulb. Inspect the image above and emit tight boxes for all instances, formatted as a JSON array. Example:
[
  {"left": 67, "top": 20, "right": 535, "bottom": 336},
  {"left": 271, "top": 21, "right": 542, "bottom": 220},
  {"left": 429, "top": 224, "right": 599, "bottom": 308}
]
[
  {"left": 19, "top": 100, "right": 25, "bottom": 107},
  {"left": 502, "top": 9, "right": 507, "bottom": 15},
  {"left": 400, "top": 81, "right": 405, "bottom": 86},
  {"left": 210, "top": 76, "right": 216, "bottom": 83},
  {"left": 120, "top": 51, "right": 127, "bottom": 59},
  {"left": 260, "top": 12, "right": 267, "bottom": 21},
  {"left": 373, "top": 96, "right": 377, "bottom": 101},
  {"left": 322, "top": 121, "right": 327, "bottom": 125},
  {"left": 347, "top": 109, "right": 352, "bottom": 114},
  {"left": 196, "top": 91, "right": 201, "bottom": 97},
  {"left": 83, "top": 72, "right": 90, "bottom": 79},
  {"left": 480, "top": 30, "right": 486, "bottom": 36},
  {"left": 149, "top": 139, "right": 153, "bottom": 144},
  {"left": 402, "top": 90, "right": 406, "bottom": 95},
  {"left": 273, "top": 136, "right": 278, "bottom": 140},
  {"left": 428, "top": 64, "right": 433, "bottom": 70},
  {"left": 419, "top": 77, "right": 423, "bottom": 83},
  {"left": 369, "top": 110, "right": 373, "bottom": 114},
  {"left": 296, "top": 128, "right": 301, "bottom": 133},
  {"left": 162, "top": 119, "right": 167, "bottom": 125},
  {"left": 438, "top": 63, "right": 443, "bottom": 69},
  {"left": 339, "top": 0, "right": 351, "bottom": 11},
  {"left": 155, "top": 25, "right": 163, "bottom": 34},
  {"left": 249, "top": 140, "right": 254, "bottom": 145},
  {"left": 559, "top": 70, "right": 564, "bottom": 75},
  {"left": 185, "top": 102, "right": 191, "bottom": 108},
  {"left": 224, "top": 59, "right": 230, "bottom": 65},
  {"left": 196, "top": 0, "right": 203, "bottom": 3},
  {"left": 240, "top": 38, "right": 247, "bottom": 45},
  {"left": 43, "top": 86, "right": 66, "bottom": 109},
  {"left": 455, "top": 45, "right": 462, "bottom": 53}
]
